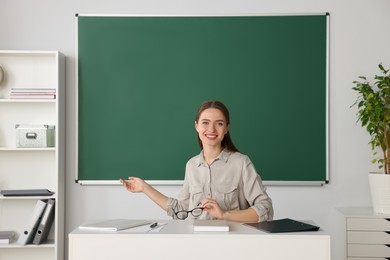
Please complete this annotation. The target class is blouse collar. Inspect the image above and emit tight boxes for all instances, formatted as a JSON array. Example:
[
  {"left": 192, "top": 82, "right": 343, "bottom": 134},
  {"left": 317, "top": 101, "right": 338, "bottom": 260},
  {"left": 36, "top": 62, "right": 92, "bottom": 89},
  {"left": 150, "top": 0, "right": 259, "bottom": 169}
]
[{"left": 197, "top": 149, "right": 231, "bottom": 166}]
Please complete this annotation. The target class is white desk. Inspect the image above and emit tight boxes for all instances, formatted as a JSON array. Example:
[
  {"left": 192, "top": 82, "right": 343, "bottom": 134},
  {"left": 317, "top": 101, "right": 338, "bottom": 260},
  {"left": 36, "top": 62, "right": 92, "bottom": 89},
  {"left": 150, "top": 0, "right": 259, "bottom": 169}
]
[{"left": 69, "top": 220, "right": 330, "bottom": 260}]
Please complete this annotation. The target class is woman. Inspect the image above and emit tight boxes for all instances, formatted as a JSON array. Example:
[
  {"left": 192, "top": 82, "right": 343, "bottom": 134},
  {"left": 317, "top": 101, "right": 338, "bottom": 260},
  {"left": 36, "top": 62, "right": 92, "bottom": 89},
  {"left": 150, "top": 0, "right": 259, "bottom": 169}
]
[{"left": 120, "top": 100, "right": 273, "bottom": 223}]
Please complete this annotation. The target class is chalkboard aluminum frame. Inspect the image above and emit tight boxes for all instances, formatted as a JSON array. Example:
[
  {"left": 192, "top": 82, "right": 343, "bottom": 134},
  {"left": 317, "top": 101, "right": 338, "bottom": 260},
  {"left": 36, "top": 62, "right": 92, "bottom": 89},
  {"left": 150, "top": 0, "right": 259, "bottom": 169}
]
[{"left": 75, "top": 13, "right": 330, "bottom": 186}]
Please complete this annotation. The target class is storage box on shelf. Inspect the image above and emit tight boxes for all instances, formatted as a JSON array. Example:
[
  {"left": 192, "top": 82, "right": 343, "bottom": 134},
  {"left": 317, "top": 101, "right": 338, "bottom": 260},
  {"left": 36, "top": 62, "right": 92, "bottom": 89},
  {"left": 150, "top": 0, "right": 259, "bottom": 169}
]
[{"left": 0, "top": 51, "right": 65, "bottom": 260}]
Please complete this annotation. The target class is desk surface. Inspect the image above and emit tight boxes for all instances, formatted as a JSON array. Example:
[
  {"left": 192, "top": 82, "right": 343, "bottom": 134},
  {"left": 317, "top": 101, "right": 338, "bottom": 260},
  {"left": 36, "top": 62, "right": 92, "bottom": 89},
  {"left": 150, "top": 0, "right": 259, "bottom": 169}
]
[
  {"left": 69, "top": 219, "right": 330, "bottom": 260},
  {"left": 70, "top": 219, "right": 329, "bottom": 237}
]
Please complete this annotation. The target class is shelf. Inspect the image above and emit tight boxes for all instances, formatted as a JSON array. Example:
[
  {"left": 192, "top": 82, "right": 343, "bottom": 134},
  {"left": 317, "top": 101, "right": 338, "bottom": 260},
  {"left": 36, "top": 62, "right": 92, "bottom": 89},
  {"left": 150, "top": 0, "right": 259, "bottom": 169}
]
[
  {"left": 0, "top": 239, "right": 55, "bottom": 248},
  {"left": 0, "top": 99, "right": 56, "bottom": 103},
  {"left": 0, "top": 147, "right": 56, "bottom": 151},
  {"left": 0, "top": 50, "right": 64, "bottom": 260},
  {"left": 0, "top": 195, "right": 56, "bottom": 200}
]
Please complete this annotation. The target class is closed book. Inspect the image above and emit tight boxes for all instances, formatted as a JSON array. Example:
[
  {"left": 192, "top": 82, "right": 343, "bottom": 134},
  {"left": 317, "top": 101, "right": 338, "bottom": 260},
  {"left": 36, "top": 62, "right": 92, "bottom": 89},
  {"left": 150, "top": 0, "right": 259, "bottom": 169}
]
[
  {"left": 0, "top": 231, "right": 15, "bottom": 244},
  {"left": 10, "top": 93, "right": 56, "bottom": 99},
  {"left": 79, "top": 219, "right": 151, "bottom": 231},
  {"left": 33, "top": 199, "right": 55, "bottom": 244},
  {"left": 11, "top": 88, "right": 56, "bottom": 93},
  {"left": 0, "top": 238, "right": 11, "bottom": 244},
  {"left": 193, "top": 220, "right": 230, "bottom": 232},
  {"left": 0, "top": 239, "right": 10, "bottom": 244},
  {"left": 17, "top": 200, "right": 47, "bottom": 245}
]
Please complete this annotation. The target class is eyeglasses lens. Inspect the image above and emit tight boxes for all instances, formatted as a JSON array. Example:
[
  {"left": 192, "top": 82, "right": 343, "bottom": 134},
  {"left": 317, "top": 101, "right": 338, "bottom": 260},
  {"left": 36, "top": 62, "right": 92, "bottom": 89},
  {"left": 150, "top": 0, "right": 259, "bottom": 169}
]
[
  {"left": 176, "top": 211, "right": 188, "bottom": 220},
  {"left": 191, "top": 208, "right": 203, "bottom": 217}
]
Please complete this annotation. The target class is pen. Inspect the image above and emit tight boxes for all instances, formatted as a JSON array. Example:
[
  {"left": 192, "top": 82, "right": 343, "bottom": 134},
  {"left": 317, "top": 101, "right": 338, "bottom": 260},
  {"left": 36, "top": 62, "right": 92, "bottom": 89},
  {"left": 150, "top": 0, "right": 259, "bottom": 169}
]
[{"left": 150, "top": 222, "right": 158, "bottom": 229}]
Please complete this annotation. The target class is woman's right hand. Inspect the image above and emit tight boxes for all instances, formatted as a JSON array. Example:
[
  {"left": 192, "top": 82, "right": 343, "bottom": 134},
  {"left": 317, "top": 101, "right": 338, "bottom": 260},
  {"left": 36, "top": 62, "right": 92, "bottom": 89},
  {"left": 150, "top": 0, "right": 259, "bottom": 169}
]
[
  {"left": 120, "top": 177, "right": 169, "bottom": 212},
  {"left": 120, "top": 177, "right": 147, "bottom": 193}
]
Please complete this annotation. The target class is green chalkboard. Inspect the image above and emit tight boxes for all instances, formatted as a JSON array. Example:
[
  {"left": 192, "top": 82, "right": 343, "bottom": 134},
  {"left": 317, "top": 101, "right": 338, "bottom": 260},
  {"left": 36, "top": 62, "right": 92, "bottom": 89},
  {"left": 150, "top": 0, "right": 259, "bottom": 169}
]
[{"left": 77, "top": 14, "right": 329, "bottom": 184}]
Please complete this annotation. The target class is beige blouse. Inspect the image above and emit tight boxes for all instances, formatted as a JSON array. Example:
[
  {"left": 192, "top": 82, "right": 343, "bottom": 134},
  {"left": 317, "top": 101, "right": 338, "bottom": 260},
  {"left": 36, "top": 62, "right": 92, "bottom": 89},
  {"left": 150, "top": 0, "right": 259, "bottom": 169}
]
[{"left": 167, "top": 149, "right": 273, "bottom": 222}]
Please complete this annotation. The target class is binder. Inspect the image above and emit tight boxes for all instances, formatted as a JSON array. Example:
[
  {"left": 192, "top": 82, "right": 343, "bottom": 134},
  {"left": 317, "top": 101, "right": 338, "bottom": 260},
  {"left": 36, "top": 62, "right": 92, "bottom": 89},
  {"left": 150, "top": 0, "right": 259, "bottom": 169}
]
[
  {"left": 33, "top": 199, "right": 55, "bottom": 244},
  {"left": 17, "top": 200, "right": 47, "bottom": 245},
  {"left": 244, "top": 218, "right": 320, "bottom": 233}
]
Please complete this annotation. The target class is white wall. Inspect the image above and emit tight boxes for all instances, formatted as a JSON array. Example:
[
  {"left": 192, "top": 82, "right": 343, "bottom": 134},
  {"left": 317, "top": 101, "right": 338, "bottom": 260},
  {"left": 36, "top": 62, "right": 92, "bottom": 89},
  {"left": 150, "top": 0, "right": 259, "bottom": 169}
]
[{"left": 1, "top": 0, "right": 390, "bottom": 259}]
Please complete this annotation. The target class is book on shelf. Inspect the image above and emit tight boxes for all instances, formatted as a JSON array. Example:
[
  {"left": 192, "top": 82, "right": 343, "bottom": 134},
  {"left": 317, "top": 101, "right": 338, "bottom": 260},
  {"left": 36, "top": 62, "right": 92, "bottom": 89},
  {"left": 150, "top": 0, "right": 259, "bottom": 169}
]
[
  {"left": 9, "top": 88, "right": 56, "bottom": 100},
  {"left": 10, "top": 88, "right": 56, "bottom": 93},
  {"left": 10, "top": 93, "right": 56, "bottom": 99},
  {"left": 33, "top": 199, "right": 55, "bottom": 244},
  {"left": 17, "top": 199, "right": 47, "bottom": 245},
  {"left": 0, "top": 231, "right": 15, "bottom": 245}
]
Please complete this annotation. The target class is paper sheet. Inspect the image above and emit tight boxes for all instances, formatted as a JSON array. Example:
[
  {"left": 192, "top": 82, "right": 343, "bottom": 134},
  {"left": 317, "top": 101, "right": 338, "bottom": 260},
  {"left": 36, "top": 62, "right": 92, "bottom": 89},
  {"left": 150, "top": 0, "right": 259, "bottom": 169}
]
[{"left": 120, "top": 222, "right": 167, "bottom": 233}]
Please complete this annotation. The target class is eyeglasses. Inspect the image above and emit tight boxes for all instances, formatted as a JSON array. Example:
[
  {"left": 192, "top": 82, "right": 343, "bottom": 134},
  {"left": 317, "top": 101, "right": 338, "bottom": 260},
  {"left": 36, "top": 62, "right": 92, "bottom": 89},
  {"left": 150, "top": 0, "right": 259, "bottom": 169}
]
[{"left": 172, "top": 204, "right": 204, "bottom": 220}]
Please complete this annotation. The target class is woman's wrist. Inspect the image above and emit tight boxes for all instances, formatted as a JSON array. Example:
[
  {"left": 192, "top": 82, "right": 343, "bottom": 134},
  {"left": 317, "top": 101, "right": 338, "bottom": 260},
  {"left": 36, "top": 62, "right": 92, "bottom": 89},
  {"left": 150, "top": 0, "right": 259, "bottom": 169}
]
[
  {"left": 142, "top": 181, "right": 151, "bottom": 194},
  {"left": 221, "top": 210, "right": 230, "bottom": 221},
  {"left": 221, "top": 209, "right": 259, "bottom": 223}
]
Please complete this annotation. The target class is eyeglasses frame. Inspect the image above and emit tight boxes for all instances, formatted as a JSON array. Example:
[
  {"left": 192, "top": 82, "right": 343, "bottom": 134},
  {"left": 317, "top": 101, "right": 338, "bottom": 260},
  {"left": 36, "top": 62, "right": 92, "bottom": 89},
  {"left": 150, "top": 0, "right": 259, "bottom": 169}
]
[{"left": 172, "top": 204, "right": 204, "bottom": 220}]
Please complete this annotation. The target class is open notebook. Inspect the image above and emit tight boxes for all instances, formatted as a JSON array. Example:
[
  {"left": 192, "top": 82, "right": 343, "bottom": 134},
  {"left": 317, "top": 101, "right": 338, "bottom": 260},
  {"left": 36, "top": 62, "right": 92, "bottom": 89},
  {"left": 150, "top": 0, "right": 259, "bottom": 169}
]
[{"left": 79, "top": 219, "right": 152, "bottom": 231}]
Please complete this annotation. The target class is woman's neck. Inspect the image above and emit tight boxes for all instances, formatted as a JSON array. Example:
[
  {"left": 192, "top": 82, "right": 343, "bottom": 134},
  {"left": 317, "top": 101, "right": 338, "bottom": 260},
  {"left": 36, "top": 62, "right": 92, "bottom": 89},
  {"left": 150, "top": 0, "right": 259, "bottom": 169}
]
[{"left": 203, "top": 146, "right": 223, "bottom": 165}]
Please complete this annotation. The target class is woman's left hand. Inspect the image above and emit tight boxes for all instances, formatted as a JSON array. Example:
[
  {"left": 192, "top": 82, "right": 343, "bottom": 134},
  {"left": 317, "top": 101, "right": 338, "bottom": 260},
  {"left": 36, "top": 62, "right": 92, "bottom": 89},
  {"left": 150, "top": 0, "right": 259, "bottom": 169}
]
[{"left": 201, "top": 198, "right": 226, "bottom": 220}]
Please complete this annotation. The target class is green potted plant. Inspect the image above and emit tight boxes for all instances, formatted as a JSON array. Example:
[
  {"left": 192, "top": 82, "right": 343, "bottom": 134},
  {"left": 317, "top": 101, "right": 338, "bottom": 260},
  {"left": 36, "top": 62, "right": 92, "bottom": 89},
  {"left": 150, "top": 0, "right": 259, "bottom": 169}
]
[{"left": 352, "top": 63, "right": 390, "bottom": 214}]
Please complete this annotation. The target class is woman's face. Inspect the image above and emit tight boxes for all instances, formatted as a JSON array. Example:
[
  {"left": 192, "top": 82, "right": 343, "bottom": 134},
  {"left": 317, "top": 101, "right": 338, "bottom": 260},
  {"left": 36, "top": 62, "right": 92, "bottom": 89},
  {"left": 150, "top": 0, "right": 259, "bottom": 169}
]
[{"left": 195, "top": 108, "right": 229, "bottom": 149}]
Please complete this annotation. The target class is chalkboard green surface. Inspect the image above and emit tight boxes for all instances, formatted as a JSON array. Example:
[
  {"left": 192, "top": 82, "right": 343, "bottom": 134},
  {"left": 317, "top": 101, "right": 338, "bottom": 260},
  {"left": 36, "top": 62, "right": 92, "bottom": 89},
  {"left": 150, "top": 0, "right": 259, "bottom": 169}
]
[{"left": 77, "top": 14, "right": 329, "bottom": 184}]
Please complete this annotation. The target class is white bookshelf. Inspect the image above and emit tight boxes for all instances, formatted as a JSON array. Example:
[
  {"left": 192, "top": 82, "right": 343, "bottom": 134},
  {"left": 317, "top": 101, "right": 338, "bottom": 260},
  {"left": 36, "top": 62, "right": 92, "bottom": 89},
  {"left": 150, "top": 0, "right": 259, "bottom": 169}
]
[{"left": 0, "top": 51, "right": 65, "bottom": 260}]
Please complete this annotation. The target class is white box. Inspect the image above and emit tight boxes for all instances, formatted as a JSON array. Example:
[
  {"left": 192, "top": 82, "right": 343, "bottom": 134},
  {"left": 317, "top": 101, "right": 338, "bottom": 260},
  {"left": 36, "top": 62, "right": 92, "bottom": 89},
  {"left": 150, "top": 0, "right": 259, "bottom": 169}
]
[{"left": 15, "top": 124, "right": 55, "bottom": 147}]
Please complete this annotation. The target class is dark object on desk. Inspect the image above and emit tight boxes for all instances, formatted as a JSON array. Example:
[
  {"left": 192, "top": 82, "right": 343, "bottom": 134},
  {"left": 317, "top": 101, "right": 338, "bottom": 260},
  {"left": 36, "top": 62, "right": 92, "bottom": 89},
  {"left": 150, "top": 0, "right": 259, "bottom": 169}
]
[
  {"left": 0, "top": 189, "right": 54, "bottom": 197},
  {"left": 245, "top": 218, "right": 320, "bottom": 233}
]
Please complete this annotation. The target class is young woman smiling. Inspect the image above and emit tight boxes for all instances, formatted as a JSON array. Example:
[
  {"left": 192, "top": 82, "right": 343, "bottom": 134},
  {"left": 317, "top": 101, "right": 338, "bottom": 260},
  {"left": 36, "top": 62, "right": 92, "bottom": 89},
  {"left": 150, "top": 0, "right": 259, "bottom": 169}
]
[{"left": 121, "top": 100, "right": 273, "bottom": 223}]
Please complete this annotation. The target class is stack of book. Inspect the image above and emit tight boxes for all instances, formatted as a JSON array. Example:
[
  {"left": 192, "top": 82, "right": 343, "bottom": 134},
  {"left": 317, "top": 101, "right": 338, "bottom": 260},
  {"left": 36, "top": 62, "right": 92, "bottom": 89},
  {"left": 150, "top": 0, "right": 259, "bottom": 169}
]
[
  {"left": 10, "top": 88, "right": 56, "bottom": 100},
  {"left": 0, "top": 231, "right": 15, "bottom": 245}
]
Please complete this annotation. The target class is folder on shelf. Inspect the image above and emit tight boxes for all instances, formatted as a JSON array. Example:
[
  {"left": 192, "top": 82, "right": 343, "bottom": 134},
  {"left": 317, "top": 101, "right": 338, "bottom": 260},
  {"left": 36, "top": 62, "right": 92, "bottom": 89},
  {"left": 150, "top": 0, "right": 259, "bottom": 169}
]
[
  {"left": 17, "top": 200, "right": 47, "bottom": 245},
  {"left": 244, "top": 218, "right": 320, "bottom": 233},
  {"left": 0, "top": 189, "right": 54, "bottom": 197},
  {"left": 33, "top": 199, "right": 55, "bottom": 244}
]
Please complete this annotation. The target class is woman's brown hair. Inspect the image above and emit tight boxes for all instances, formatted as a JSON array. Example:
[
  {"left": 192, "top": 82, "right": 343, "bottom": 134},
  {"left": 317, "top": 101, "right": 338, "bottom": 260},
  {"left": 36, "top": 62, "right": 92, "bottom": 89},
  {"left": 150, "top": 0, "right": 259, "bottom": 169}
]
[{"left": 195, "top": 100, "right": 239, "bottom": 152}]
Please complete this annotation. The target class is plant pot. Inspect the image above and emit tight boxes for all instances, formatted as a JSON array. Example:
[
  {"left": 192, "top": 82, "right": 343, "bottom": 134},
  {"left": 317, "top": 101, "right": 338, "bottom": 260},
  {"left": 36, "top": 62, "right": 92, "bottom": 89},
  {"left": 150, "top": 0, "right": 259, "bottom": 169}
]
[{"left": 369, "top": 172, "right": 390, "bottom": 214}]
